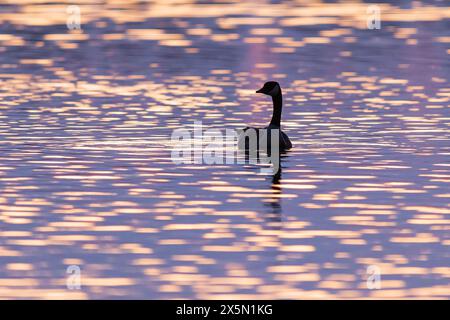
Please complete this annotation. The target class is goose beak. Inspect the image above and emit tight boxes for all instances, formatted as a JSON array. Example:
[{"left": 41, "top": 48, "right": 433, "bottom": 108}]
[{"left": 256, "top": 88, "right": 264, "bottom": 93}]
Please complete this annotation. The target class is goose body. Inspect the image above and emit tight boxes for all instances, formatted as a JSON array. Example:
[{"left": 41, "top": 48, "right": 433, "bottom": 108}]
[{"left": 239, "top": 81, "right": 292, "bottom": 152}]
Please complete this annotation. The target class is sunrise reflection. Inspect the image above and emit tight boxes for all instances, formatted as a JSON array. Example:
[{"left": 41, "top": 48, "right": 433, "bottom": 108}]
[{"left": 0, "top": 0, "right": 449, "bottom": 300}]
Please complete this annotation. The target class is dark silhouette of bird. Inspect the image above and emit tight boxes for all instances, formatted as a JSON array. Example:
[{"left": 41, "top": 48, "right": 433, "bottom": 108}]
[{"left": 238, "top": 81, "right": 292, "bottom": 153}]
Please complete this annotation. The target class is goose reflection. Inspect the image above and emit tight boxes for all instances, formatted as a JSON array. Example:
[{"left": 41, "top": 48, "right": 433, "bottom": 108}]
[
  {"left": 263, "top": 152, "right": 285, "bottom": 229},
  {"left": 239, "top": 143, "right": 288, "bottom": 226},
  {"left": 238, "top": 148, "right": 289, "bottom": 228}
]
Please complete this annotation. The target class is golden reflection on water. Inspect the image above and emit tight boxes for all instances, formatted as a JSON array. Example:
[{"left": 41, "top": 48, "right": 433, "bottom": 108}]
[{"left": 0, "top": 0, "right": 449, "bottom": 299}]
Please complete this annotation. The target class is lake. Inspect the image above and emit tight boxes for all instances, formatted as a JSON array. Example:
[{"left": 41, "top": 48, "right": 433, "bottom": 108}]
[{"left": 0, "top": 0, "right": 449, "bottom": 299}]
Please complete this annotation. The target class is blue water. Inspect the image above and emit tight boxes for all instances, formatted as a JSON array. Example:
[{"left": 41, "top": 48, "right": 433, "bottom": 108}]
[{"left": 0, "top": 0, "right": 449, "bottom": 299}]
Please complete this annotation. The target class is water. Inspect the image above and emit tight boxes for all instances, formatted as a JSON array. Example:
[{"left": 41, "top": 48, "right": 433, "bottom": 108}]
[{"left": 0, "top": 0, "right": 449, "bottom": 299}]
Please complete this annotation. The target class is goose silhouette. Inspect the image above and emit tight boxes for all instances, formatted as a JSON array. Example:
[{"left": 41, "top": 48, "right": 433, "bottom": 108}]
[{"left": 238, "top": 81, "right": 292, "bottom": 153}]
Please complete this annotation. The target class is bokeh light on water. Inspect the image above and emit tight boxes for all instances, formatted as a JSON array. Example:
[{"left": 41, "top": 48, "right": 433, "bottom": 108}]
[{"left": 0, "top": 0, "right": 449, "bottom": 299}]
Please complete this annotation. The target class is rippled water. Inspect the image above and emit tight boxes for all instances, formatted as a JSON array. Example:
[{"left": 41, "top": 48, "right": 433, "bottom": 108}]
[{"left": 0, "top": 0, "right": 449, "bottom": 299}]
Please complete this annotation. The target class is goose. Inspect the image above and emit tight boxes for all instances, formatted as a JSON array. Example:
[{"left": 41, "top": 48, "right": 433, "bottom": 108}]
[{"left": 239, "top": 81, "right": 292, "bottom": 153}]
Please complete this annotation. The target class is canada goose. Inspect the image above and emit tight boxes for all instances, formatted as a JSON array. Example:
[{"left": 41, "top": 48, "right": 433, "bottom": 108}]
[{"left": 239, "top": 81, "right": 292, "bottom": 152}]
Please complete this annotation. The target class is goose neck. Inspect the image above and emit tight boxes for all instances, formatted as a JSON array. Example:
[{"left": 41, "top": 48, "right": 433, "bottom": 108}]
[{"left": 269, "top": 91, "right": 282, "bottom": 127}]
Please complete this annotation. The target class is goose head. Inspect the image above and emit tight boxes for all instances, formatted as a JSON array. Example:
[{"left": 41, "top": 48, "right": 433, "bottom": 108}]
[{"left": 256, "top": 81, "right": 281, "bottom": 96}]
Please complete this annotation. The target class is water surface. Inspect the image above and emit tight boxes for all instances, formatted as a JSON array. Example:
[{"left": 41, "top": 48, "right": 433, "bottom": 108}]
[{"left": 0, "top": 0, "right": 449, "bottom": 299}]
